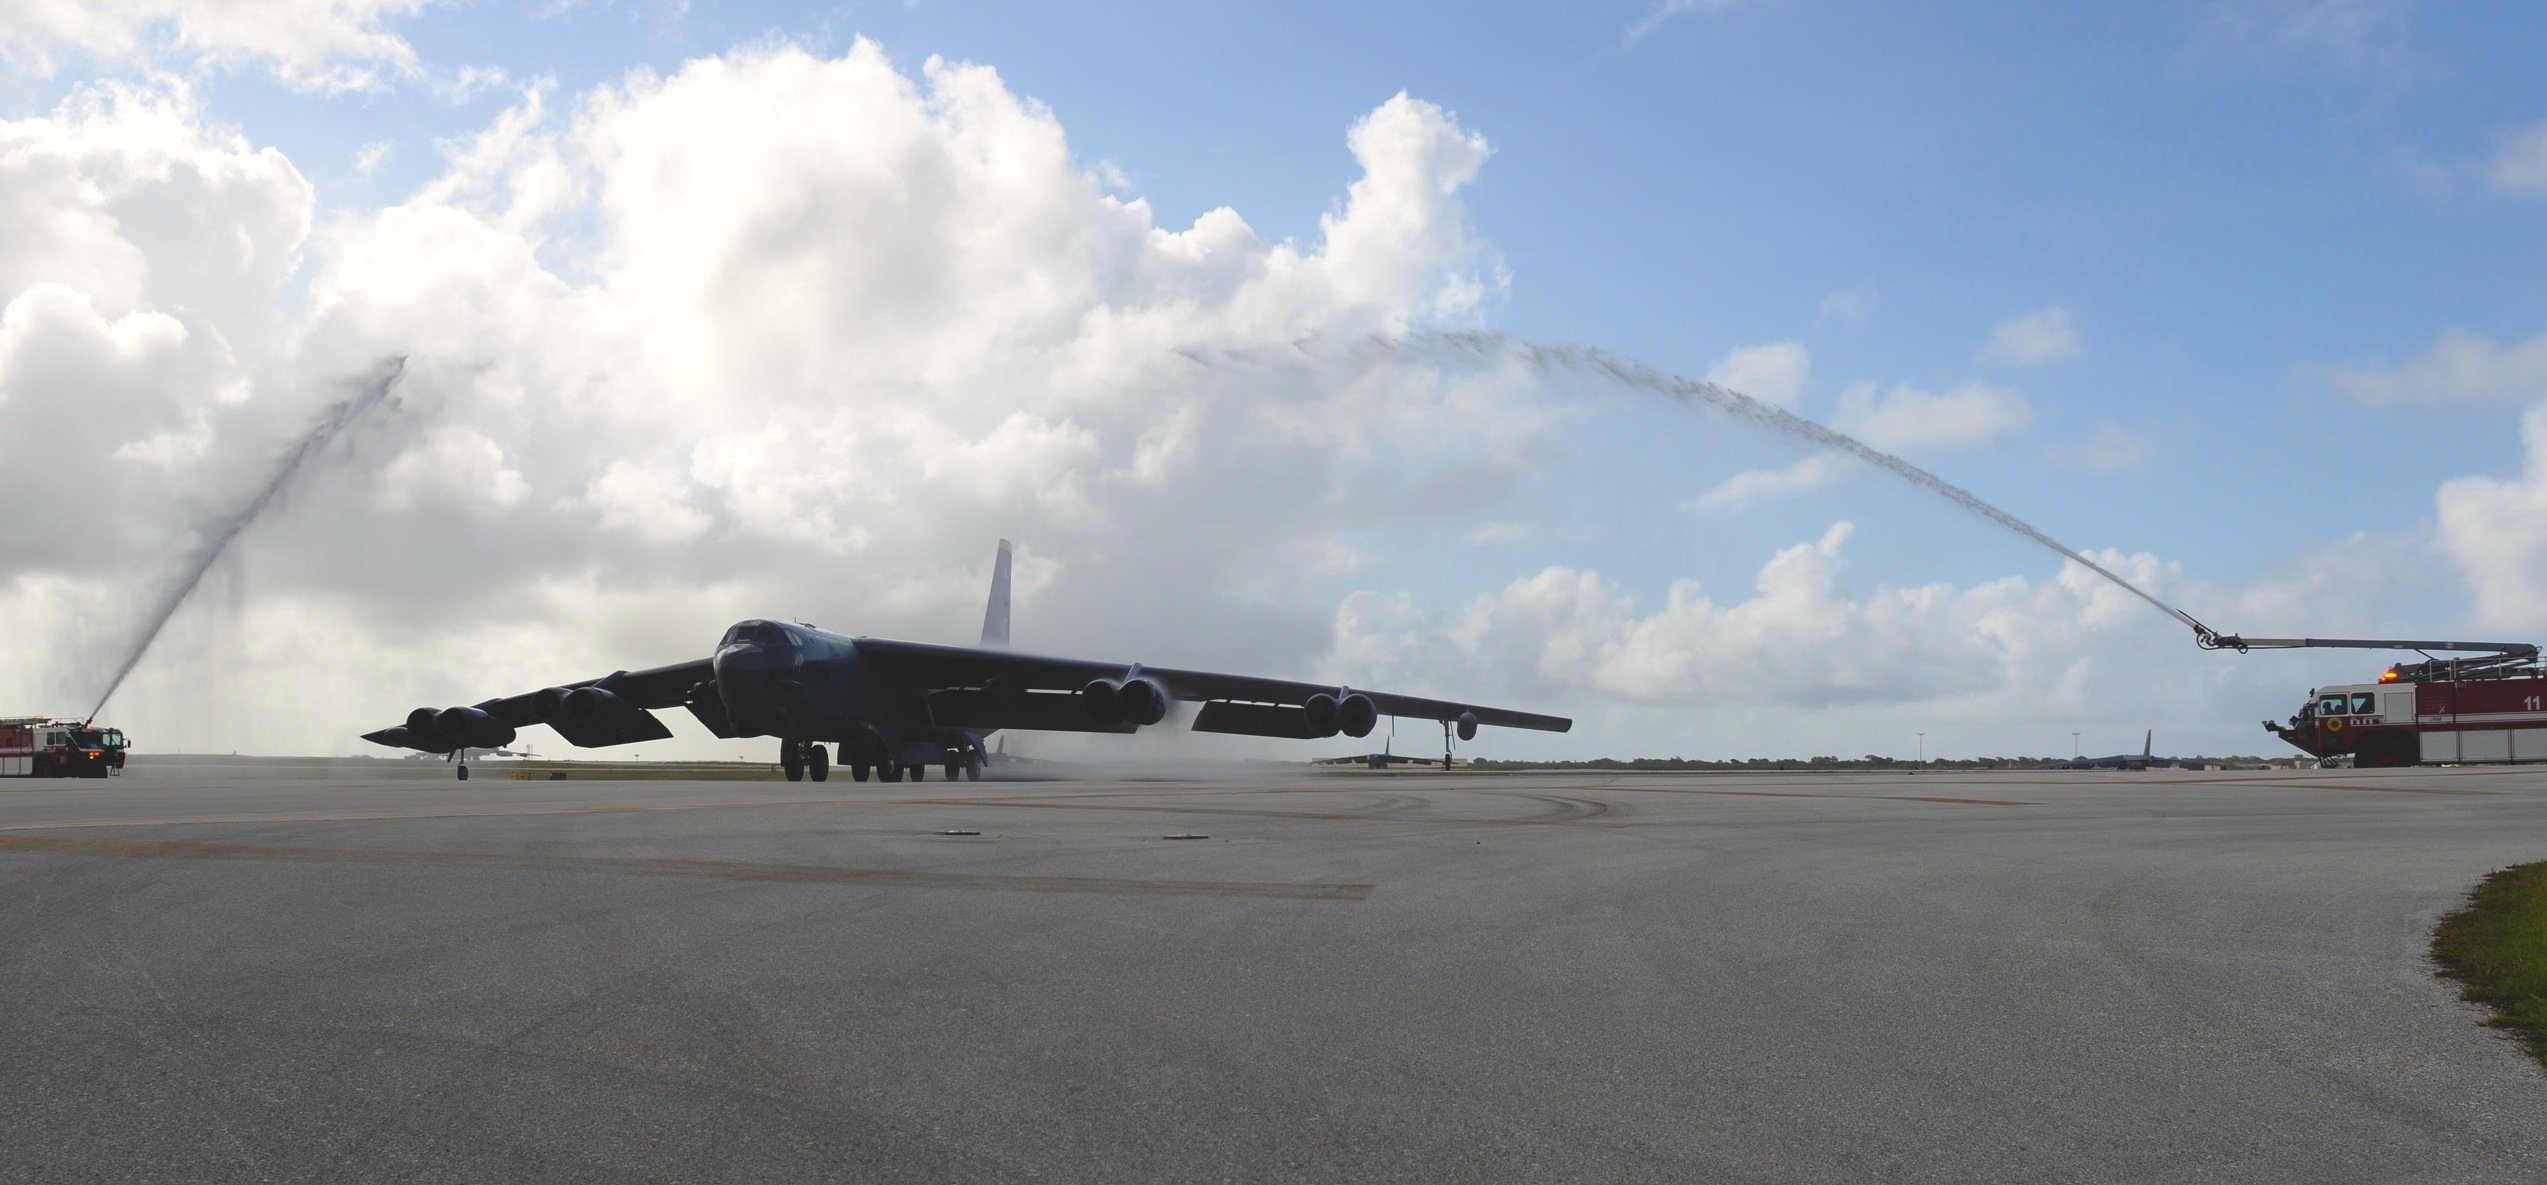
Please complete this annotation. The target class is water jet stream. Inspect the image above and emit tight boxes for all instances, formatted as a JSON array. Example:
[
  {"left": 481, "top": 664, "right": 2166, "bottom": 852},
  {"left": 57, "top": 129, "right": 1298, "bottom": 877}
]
[
  {"left": 86, "top": 357, "right": 409, "bottom": 722},
  {"left": 1373, "top": 331, "right": 2217, "bottom": 636}
]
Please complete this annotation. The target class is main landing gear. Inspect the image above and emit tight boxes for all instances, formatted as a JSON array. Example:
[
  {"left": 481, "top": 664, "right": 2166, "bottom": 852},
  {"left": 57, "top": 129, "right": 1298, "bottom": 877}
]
[{"left": 780, "top": 740, "right": 830, "bottom": 782}]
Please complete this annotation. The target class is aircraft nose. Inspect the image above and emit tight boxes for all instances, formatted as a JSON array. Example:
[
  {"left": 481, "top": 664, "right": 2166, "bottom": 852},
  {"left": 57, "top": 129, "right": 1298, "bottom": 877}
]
[{"left": 713, "top": 643, "right": 794, "bottom": 736}]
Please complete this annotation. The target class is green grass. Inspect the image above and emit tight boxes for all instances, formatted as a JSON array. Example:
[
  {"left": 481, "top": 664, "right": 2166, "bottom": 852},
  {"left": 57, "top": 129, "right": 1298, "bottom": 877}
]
[{"left": 2432, "top": 861, "right": 2547, "bottom": 1069}]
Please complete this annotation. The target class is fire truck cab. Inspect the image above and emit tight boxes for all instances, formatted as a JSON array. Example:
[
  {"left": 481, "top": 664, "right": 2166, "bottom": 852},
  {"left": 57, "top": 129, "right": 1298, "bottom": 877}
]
[
  {"left": 2267, "top": 652, "right": 2547, "bottom": 767},
  {"left": 1, "top": 718, "right": 130, "bottom": 778}
]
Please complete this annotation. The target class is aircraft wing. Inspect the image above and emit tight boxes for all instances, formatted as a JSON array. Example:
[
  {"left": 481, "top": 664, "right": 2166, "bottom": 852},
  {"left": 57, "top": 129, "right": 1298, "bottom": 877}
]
[
  {"left": 852, "top": 638, "right": 1572, "bottom": 738},
  {"left": 361, "top": 657, "right": 716, "bottom": 752}
]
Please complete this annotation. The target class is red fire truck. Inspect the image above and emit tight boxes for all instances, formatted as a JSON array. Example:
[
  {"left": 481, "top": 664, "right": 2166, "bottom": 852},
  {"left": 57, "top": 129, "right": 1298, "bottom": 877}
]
[
  {"left": 0, "top": 718, "right": 130, "bottom": 778},
  {"left": 2216, "top": 636, "right": 2547, "bottom": 768}
]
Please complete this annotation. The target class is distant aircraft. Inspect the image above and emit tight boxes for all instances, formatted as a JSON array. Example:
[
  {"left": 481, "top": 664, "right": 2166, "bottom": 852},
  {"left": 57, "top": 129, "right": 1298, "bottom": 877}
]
[
  {"left": 2053, "top": 731, "right": 2155, "bottom": 770},
  {"left": 365, "top": 541, "right": 1571, "bottom": 781}
]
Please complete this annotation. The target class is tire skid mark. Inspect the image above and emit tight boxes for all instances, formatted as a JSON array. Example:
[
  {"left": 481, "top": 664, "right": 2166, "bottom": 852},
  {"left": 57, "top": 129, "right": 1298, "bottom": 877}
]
[
  {"left": 940, "top": 796, "right": 1614, "bottom": 827},
  {"left": 1594, "top": 785, "right": 2031, "bottom": 807},
  {"left": 0, "top": 833, "right": 1371, "bottom": 901}
]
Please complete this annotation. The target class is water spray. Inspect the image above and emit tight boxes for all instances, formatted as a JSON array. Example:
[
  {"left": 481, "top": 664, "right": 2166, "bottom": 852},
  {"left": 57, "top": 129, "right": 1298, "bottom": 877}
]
[
  {"left": 84, "top": 356, "right": 410, "bottom": 723},
  {"left": 1353, "top": 330, "right": 2218, "bottom": 636}
]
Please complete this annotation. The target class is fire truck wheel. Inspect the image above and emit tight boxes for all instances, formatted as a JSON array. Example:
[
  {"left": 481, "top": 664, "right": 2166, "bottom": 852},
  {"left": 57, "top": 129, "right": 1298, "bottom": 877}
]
[{"left": 31, "top": 757, "right": 49, "bottom": 778}]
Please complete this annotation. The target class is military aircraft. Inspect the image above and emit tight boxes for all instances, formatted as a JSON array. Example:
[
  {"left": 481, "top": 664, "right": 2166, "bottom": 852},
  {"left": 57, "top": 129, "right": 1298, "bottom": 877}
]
[
  {"left": 2051, "top": 730, "right": 2155, "bottom": 771},
  {"left": 365, "top": 542, "right": 1571, "bottom": 781}
]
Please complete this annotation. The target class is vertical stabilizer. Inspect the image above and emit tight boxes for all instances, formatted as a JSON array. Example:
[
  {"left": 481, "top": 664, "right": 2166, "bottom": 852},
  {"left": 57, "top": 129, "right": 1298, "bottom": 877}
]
[
  {"left": 981, "top": 540, "right": 1013, "bottom": 648},
  {"left": 2142, "top": 729, "right": 2152, "bottom": 758}
]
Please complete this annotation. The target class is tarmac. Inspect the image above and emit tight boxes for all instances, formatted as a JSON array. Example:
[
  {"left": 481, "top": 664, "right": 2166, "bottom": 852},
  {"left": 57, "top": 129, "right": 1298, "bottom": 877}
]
[{"left": 3, "top": 764, "right": 2545, "bottom": 1183}]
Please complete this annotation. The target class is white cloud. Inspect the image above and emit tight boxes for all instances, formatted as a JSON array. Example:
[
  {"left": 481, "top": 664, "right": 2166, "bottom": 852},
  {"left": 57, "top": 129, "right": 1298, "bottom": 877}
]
[
  {"left": 1705, "top": 339, "right": 1809, "bottom": 409},
  {"left": 1467, "top": 521, "right": 1533, "bottom": 545},
  {"left": 1986, "top": 304, "right": 2081, "bottom": 364},
  {"left": 2045, "top": 421, "right": 2150, "bottom": 473},
  {"left": 0, "top": 0, "right": 443, "bottom": 92},
  {"left": 1688, "top": 453, "right": 1853, "bottom": 511},
  {"left": 2328, "top": 327, "right": 2547, "bottom": 406},
  {"left": 1321, "top": 517, "right": 2433, "bottom": 756},
  {"left": 1624, "top": 0, "right": 1743, "bottom": 45},
  {"left": 1833, "top": 379, "right": 2032, "bottom": 454},
  {"left": 2199, "top": 0, "right": 2417, "bottom": 68},
  {"left": 2435, "top": 403, "right": 2547, "bottom": 633},
  {"left": 0, "top": 43, "right": 1566, "bottom": 756},
  {"left": 2490, "top": 120, "right": 2547, "bottom": 197},
  {"left": 1818, "top": 287, "right": 1872, "bottom": 326}
]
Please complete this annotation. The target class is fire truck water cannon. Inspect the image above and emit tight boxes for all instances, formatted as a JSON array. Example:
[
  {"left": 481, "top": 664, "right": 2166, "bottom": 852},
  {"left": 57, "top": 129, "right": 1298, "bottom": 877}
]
[{"left": 2186, "top": 618, "right": 2545, "bottom": 768}]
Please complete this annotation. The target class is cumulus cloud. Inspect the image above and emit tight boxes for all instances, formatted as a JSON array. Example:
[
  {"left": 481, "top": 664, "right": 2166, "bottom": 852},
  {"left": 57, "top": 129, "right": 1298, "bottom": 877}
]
[
  {"left": 1706, "top": 339, "right": 1809, "bottom": 408},
  {"left": 0, "top": 0, "right": 441, "bottom": 91},
  {"left": 1688, "top": 453, "right": 1853, "bottom": 511},
  {"left": 1833, "top": 379, "right": 2032, "bottom": 453},
  {"left": 2328, "top": 327, "right": 2547, "bottom": 406},
  {"left": 2490, "top": 120, "right": 2547, "bottom": 196},
  {"left": 2045, "top": 420, "right": 2150, "bottom": 473},
  {"left": 0, "top": 43, "right": 1567, "bottom": 755},
  {"left": 2435, "top": 403, "right": 2547, "bottom": 633},
  {"left": 1322, "top": 516, "right": 2432, "bottom": 755},
  {"left": 1986, "top": 304, "right": 2080, "bottom": 364}
]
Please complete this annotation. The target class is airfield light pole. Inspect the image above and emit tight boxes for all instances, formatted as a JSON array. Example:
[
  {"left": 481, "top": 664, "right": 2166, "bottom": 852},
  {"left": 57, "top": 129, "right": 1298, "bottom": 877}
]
[
  {"left": 2072, "top": 732, "right": 2081, "bottom": 758},
  {"left": 1917, "top": 732, "right": 1925, "bottom": 765}
]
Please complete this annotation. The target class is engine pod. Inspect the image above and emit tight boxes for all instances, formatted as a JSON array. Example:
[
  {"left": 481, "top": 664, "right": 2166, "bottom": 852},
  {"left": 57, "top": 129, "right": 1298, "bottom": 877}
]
[{"left": 1338, "top": 693, "right": 1379, "bottom": 739}]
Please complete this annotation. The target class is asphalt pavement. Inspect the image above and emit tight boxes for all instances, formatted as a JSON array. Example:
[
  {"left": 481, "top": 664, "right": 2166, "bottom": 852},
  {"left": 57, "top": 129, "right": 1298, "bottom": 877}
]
[{"left": 2, "top": 765, "right": 2544, "bottom": 1183}]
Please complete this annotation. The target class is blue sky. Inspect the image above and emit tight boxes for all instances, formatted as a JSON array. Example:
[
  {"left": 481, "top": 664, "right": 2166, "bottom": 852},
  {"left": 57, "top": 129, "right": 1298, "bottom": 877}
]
[{"left": 4, "top": 1, "right": 2545, "bottom": 759}]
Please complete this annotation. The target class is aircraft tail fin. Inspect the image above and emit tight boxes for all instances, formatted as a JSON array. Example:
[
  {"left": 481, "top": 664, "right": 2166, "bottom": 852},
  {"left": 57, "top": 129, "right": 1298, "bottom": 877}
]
[
  {"left": 980, "top": 540, "right": 1013, "bottom": 648},
  {"left": 2143, "top": 729, "right": 2152, "bottom": 759}
]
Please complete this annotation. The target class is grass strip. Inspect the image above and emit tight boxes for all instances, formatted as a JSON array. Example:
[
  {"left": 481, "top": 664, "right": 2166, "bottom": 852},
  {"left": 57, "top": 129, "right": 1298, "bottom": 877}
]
[{"left": 2431, "top": 860, "right": 2547, "bottom": 1069}]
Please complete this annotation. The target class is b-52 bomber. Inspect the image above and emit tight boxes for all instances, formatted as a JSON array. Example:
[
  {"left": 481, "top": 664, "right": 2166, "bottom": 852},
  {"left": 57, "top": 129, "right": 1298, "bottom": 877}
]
[{"left": 366, "top": 542, "right": 1571, "bottom": 781}]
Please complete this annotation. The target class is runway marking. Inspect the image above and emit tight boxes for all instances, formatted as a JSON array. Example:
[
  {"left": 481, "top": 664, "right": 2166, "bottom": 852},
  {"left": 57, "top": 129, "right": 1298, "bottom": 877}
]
[{"left": 0, "top": 833, "right": 1373, "bottom": 901}]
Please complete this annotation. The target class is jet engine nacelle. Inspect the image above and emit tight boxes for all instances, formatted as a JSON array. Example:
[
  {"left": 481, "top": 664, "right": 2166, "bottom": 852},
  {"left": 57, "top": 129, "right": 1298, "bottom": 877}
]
[
  {"left": 1457, "top": 710, "right": 1480, "bottom": 742},
  {"left": 1116, "top": 676, "right": 1170, "bottom": 727},
  {"left": 1080, "top": 678, "right": 1122, "bottom": 726},
  {"left": 1337, "top": 693, "right": 1379, "bottom": 739},
  {"left": 561, "top": 686, "right": 628, "bottom": 723},
  {"left": 530, "top": 686, "right": 575, "bottom": 722},
  {"left": 1302, "top": 693, "right": 1341, "bottom": 738},
  {"left": 429, "top": 705, "right": 516, "bottom": 749},
  {"left": 1080, "top": 676, "right": 1169, "bottom": 728}
]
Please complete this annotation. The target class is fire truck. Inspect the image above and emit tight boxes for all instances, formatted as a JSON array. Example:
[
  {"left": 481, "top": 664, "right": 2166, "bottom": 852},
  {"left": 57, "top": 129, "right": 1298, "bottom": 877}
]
[
  {"left": 2199, "top": 634, "right": 2547, "bottom": 768},
  {"left": 0, "top": 718, "right": 130, "bottom": 778}
]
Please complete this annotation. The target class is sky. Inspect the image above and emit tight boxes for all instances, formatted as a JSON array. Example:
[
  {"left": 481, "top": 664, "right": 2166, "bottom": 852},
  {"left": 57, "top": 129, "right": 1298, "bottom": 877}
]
[{"left": 2, "top": 0, "right": 2544, "bottom": 762}]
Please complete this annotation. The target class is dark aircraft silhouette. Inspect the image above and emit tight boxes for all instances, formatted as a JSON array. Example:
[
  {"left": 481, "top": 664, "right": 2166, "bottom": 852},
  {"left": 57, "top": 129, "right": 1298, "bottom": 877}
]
[
  {"left": 2050, "top": 730, "right": 2155, "bottom": 770},
  {"left": 365, "top": 542, "right": 1571, "bottom": 781}
]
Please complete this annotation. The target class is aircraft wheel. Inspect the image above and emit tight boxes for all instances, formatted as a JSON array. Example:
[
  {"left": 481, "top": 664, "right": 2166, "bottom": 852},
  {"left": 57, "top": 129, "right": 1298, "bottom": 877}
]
[
  {"left": 909, "top": 764, "right": 926, "bottom": 783},
  {"left": 781, "top": 743, "right": 805, "bottom": 782},
  {"left": 457, "top": 765, "right": 470, "bottom": 782},
  {"left": 944, "top": 755, "right": 961, "bottom": 781},
  {"left": 807, "top": 745, "right": 830, "bottom": 782},
  {"left": 877, "top": 755, "right": 901, "bottom": 783},
  {"left": 850, "top": 759, "right": 871, "bottom": 783},
  {"left": 964, "top": 753, "right": 984, "bottom": 781}
]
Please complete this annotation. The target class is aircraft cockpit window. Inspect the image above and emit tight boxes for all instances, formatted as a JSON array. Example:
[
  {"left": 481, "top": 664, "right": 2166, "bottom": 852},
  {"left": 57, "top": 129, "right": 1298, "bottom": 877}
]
[
  {"left": 2351, "top": 692, "right": 2377, "bottom": 715},
  {"left": 721, "top": 622, "right": 792, "bottom": 649}
]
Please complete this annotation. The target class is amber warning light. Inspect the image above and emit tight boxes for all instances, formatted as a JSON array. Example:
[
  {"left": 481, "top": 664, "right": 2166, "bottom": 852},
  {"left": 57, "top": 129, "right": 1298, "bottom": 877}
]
[{"left": 2380, "top": 668, "right": 2401, "bottom": 683}]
